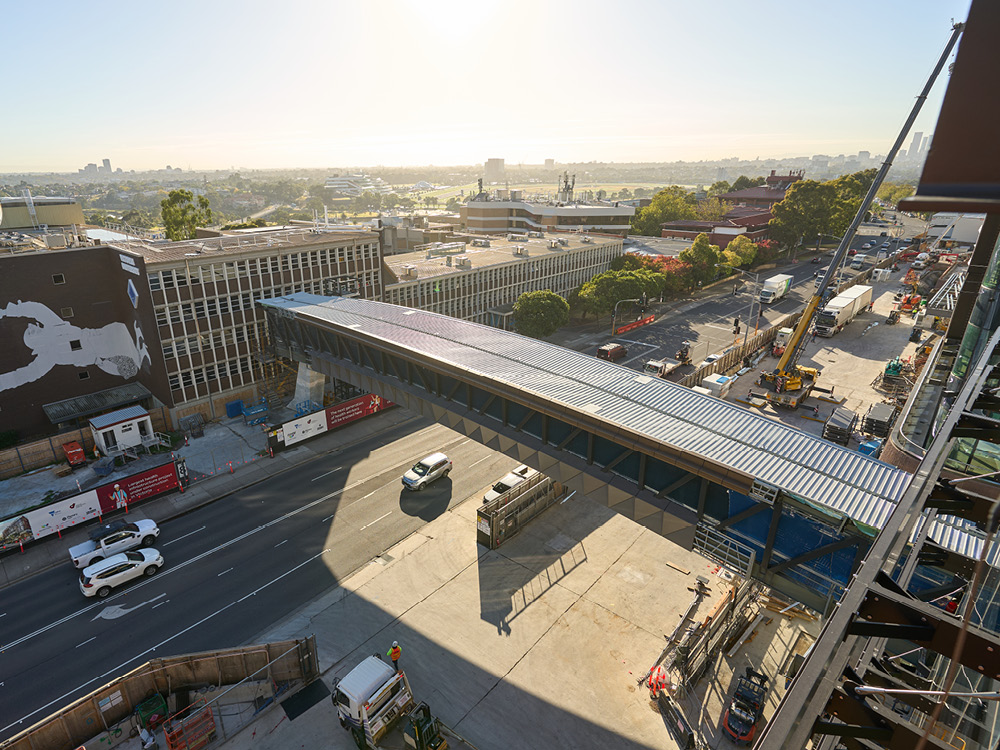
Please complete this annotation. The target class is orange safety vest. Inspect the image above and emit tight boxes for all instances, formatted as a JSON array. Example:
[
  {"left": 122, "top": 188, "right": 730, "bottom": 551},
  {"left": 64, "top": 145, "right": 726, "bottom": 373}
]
[{"left": 389, "top": 645, "right": 401, "bottom": 661}]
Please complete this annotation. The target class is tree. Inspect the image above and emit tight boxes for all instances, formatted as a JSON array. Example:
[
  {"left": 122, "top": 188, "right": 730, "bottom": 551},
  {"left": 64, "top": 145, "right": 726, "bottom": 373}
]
[
  {"left": 121, "top": 209, "right": 153, "bottom": 228},
  {"left": 768, "top": 180, "right": 837, "bottom": 250},
  {"left": 630, "top": 186, "right": 696, "bottom": 236},
  {"left": 830, "top": 169, "right": 877, "bottom": 235},
  {"left": 694, "top": 197, "right": 733, "bottom": 221},
  {"left": 610, "top": 253, "right": 646, "bottom": 272},
  {"left": 512, "top": 290, "right": 570, "bottom": 338},
  {"left": 575, "top": 269, "right": 662, "bottom": 318},
  {"left": 708, "top": 180, "right": 732, "bottom": 197},
  {"left": 445, "top": 196, "right": 461, "bottom": 212},
  {"left": 721, "top": 235, "right": 757, "bottom": 269},
  {"left": 161, "top": 189, "right": 212, "bottom": 241},
  {"left": 678, "top": 234, "right": 721, "bottom": 286},
  {"left": 731, "top": 175, "right": 766, "bottom": 192}
]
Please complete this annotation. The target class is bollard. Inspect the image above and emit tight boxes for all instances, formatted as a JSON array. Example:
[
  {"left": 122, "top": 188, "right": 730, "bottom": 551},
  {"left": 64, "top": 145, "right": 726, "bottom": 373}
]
[
  {"left": 228, "top": 461, "right": 234, "bottom": 474},
  {"left": 19, "top": 539, "right": 24, "bottom": 553},
  {"left": 57, "top": 527, "right": 62, "bottom": 538},
  {"left": 185, "top": 434, "right": 190, "bottom": 446}
]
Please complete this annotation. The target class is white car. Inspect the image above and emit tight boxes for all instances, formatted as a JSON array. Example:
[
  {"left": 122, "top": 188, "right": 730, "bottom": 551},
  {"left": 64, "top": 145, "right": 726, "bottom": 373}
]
[
  {"left": 401, "top": 452, "right": 452, "bottom": 491},
  {"left": 699, "top": 353, "right": 722, "bottom": 369},
  {"left": 484, "top": 465, "right": 538, "bottom": 503},
  {"left": 79, "top": 549, "right": 163, "bottom": 597},
  {"left": 69, "top": 519, "right": 161, "bottom": 568}
]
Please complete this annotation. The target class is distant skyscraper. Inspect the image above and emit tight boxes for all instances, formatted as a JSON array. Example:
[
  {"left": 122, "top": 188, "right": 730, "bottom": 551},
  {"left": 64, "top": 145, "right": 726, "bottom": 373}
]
[
  {"left": 484, "top": 158, "right": 505, "bottom": 183},
  {"left": 102, "top": 158, "right": 112, "bottom": 173},
  {"left": 858, "top": 151, "right": 870, "bottom": 161},
  {"left": 920, "top": 135, "right": 930, "bottom": 155},
  {"left": 544, "top": 159, "right": 555, "bottom": 169},
  {"left": 908, "top": 131, "right": 924, "bottom": 159}
]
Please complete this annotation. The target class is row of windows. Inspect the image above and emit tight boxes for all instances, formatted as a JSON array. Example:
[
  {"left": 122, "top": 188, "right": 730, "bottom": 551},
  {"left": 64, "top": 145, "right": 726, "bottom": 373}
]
[
  {"left": 167, "top": 357, "right": 253, "bottom": 391},
  {"left": 155, "top": 294, "right": 256, "bottom": 325},
  {"left": 162, "top": 324, "right": 259, "bottom": 359},
  {"left": 148, "top": 245, "right": 378, "bottom": 291}
]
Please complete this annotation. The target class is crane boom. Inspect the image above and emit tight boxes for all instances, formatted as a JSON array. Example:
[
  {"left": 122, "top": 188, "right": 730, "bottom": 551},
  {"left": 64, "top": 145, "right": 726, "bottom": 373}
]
[{"left": 762, "top": 20, "right": 965, "bottom": 407}]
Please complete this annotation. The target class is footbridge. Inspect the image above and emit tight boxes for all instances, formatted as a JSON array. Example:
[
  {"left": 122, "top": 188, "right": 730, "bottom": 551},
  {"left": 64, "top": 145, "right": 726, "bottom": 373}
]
[{"left": 261, "top": 294, "right": 970, "bottom": 611}]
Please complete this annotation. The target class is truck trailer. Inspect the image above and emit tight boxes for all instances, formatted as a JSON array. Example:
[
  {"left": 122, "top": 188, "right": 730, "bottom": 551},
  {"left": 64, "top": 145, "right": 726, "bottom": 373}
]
[
  {"left": 759, "top": 274, "right": 792, "bottom": 304},
  {"left": 814, "top": 285, "right": 873, "bottom": 337}
]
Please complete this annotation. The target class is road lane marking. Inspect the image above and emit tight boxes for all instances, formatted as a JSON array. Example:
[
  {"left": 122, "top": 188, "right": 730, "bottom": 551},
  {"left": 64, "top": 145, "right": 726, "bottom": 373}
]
[
  {"left": 92, "top": 593, "right": 167, "bottom": 621},
  {"left": 163, "top": 526, "right": 206, "bottom": 546},
  {"left": 360, "top": 511, "right": 391, "bottom": 531},
  {"left": 217, "top": 568, "right": 234, "bottom": 577},
  {"left": 322, "top": 514, "right": 335, "bottom": 522},
  {"left": 274, "top": 540, "right": 288, "bottom": 548},
  {"left": 75, "top": 637, "right": 96, "bottom": 649},
  {"left": 152, "top": 600, "right": 168, "bottom": 610},
  {"left": 468, "top": 456, "right": 492, "bottom": 468},
  {"left": 311, "top": 467, "right": 342, "bottom": 481}
]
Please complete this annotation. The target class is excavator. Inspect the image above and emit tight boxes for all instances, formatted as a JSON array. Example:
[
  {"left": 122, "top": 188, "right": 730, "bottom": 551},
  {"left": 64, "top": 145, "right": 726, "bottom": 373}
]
[{"left": 758, "top": 58, "right": 946, "bottom": 409}]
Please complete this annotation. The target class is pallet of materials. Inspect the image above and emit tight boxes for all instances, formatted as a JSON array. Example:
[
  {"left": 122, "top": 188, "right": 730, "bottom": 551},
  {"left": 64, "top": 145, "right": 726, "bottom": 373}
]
[
  {"left": 823, "top": 407, "right": 857, "bottom": 446},
  {"left": 862, "top": 403, "right": 898, "bottom": 437}
]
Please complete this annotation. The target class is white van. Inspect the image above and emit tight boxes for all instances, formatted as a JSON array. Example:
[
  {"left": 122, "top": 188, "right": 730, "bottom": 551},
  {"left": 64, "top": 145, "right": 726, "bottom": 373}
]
[
  {"left": 333, "top": 655, "right": 414, "bottom": 746},
  {"left": 483, "top": 464, "right": 538, "bottom": 502}
]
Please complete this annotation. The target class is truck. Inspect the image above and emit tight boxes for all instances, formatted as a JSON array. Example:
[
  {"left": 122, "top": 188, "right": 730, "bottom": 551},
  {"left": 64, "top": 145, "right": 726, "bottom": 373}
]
[
  {"left": 333, "top": 655, "right": 447, "bottom": 749},
  {"left": 758, "top": 274, "right": 792, "bottom": 304},
  {"left": 722, "top": 668, "right": 769, "bottom": 745},
  {"left": 642, "top": 358, "right": 683, "bottom": 379},
  {"left": 69, "top": 519, "right": 161, "bottom": 568},
  {"left": 849, "top": 254, "right": 868, "bottom": 269},
  {"left": 814, "top": 284, "right": 872, "bottom": 337}
]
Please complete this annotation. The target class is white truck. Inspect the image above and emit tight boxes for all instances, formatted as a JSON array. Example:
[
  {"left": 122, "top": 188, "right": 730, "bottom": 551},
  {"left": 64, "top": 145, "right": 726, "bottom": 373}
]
[
  {"left": 69, "top": 519, "right": 161, "bottom": 568},
  {"left": 849, "top": 254, "right": 868, "bottom": 270},
  {"left": 333, "top": 655, "right": 415, "bottom": 748},
  {"left": 759, "top": 274, "right": 793, "bottom": 304},
  {"left": 642, "top": 358, "right": 683, "bottom": 379},
  {"left": 484, "top": 464, "right": 538, "bottom": 502},
  {"left": 814, "top": 284, "right": 873, "bottom": 337}
]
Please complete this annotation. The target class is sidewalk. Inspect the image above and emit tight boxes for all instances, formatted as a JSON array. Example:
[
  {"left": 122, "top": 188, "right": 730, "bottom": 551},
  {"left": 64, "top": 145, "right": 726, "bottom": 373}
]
[{"left": 0, "top": 407, "right": 422, "bottom": 588}]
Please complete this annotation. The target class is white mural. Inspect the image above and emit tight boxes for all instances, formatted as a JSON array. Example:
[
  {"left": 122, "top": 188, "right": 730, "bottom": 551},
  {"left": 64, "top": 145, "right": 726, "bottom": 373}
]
[{"left": 0, "top": 300, "right": 151, "bottom": 392}]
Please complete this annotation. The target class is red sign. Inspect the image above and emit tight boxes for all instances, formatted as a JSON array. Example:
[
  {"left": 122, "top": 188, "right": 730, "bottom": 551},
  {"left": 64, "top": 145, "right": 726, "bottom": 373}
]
[
  {"left": 95, "top": 463, "right": 179, "bottom": 514},
  {"left": 615, "top": 314, "right": 655, "bottom": 335},
  {"left": 326, "top": 394, "right": 393, "bottom": 430}
]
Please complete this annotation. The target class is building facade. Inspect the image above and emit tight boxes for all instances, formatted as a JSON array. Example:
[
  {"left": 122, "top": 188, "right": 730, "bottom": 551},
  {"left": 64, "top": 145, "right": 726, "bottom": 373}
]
[
  {"left": 382, "top": 233, "right": 622, "bottom": 328},
  {"left": 462, "top": 190, "right": 634, "bottom": 237}
]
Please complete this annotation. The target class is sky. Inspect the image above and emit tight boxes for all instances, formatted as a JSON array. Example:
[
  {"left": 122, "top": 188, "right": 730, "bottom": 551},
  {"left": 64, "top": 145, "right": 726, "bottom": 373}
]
[{"left": 0, "top": 0, "right": 974, "bottom": 173}]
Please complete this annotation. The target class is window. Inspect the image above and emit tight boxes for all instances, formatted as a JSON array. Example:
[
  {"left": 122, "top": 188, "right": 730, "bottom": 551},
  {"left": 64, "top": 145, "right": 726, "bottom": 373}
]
[
  {"left": 148, "top": 273, "right": 162, "bottom": 292},
  {"left": 78, "top": 371, "right": 90, "bottom": 380},
  {"left": 168, "top": 374, "right": 181, "bottom": 390},
  {"left": 161, "top": 270, "right": 175, "bottom": 289},
  {"left": 60, "top": 307, "right": 74, "bottom": 319},
  {"left": 52, "top": 273, "right": 65, "bottom": 285},
  {"left": 69, "top": 340, "right": 82, "bottom": 351}
]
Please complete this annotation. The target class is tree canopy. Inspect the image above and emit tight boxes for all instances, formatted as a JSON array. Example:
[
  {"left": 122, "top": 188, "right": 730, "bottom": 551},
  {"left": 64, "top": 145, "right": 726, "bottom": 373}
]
[
  {"left": 161, "top": 189, "right": 213, "bottom": 241},
  {"left": 720, "top": 234, "right": 757, "bottom": 269},
  {"left": 730, "top": 175, "right": 766, "bottom": 192},
  {"left": 630, "top": 186, "right": 696, "bottom": 236},
  {"left": 678, "top": 233, "right": 722, "bottom": 286},
  {"left": 512, "top": 290, "right": 570, "bottom": 338},
  {"left": 768, "top": 169, "right": 877, "bottom": 249}
]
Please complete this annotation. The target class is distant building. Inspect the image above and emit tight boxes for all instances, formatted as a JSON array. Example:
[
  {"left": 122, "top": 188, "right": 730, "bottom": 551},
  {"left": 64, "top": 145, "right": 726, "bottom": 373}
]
[
  {"left": 858, "top": 150, "right": 871, "bottom": 161},
  {"left": 484, "top": 158, "right": 505, "bottom": 184},
  {"left": 101, "top": 158, "right": 112, "bottom": 174},
  {"left": 544, "top": 159, "right": 555, "bottom": 170},
  {"left": 0, "top": 195, "right": 86, "bottom": 231},
  {"left": 462, "top": 186, "right": 634, "bottom": 237},
  {"left": 909, "top": 131, "right": 924, "bottom": 158},
  {"left": 382, "top": 232, "right": 622, "bottom": 329},
  {"left": 324, "top": 174, "right": 391, "bottom": 195}
]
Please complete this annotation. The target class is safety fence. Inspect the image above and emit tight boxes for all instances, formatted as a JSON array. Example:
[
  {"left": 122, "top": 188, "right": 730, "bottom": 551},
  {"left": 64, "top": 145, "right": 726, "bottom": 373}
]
[
  {"left": 476, "top": 473, "right": 566, "bottom": 550},
  {"left": 0, "top": 638, "right": 319, "bottom": 750}
]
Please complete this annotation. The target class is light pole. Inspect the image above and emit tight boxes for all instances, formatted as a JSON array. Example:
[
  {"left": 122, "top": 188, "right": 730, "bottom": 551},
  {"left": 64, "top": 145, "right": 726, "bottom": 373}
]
[
  {"left": 716, "top": 264, "right": 760, "bottom": 347},
  {"left": 611, "top": 297, "right": 642, "bottom": 336}
]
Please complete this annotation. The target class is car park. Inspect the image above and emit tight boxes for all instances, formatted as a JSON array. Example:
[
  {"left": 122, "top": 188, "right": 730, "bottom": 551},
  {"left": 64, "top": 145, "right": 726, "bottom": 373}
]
[
  {"left": 79, "top": 549, "right": 163, "bottom": 597},
  {"left": 401, "top": 452, "right": 452, "bottom": 491}
]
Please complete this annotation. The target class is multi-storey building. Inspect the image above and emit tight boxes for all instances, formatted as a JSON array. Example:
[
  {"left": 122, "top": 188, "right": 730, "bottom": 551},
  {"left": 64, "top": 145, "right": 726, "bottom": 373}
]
[
  {"left": 381, "top": 232, "right": 622, "bottom": 328},
  {"left": 462, "top": 189, "right": 634, "bottom": 237}
]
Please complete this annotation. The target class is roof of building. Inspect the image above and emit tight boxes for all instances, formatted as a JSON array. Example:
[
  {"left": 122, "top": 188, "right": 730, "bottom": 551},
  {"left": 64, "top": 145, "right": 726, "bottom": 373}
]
[
  {"left": 261, "top": 294, "right": 912, "bottom": 535},
  {"left": 720, "top": 187, "right": 788, "bottom": 202},
  {"left": 107, "top": 227, "right": 374, "bottom": 265},
  {"left": 383, "top": 233, "right": 621, "bottom": 284},
  {"left": 43, "top": 383, "right": 152, "bottom": 425},
  {"left": 88, "top": 404, "right": 150, "bottom": 430}
]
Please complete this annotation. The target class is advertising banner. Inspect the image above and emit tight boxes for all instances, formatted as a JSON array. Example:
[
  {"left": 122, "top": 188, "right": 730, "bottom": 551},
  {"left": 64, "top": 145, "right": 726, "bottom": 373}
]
[
  {"left": 282, "top": 413, "right": 329, "bottom": 448},
  {"left": 94, "top": 463, "right": 179, "bottom": 514},
  {"left": 326, "top": 394, "right": 392, "bottom": 430}
]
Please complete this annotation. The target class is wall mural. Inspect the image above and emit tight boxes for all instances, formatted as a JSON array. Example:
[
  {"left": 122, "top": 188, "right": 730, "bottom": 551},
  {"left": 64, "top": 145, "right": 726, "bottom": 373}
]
[{"left": 0, "top": 300, "right": 151, "bottom": 392}]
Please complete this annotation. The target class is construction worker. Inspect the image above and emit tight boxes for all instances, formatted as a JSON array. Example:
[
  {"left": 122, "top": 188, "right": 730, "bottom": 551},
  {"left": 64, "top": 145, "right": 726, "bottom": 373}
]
[
  {"left": 111, "top": 484, "right": 129, "bottom": 509},
  {"left": 387, "top": 641, "right": 401, "bottom": 671}
]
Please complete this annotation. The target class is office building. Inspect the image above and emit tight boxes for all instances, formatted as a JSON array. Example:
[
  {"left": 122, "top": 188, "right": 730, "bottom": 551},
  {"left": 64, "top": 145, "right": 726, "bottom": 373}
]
[
  {"left": 484, "top": 158, "right": 505, "bottom": 184},
  {"left": 462, "top": 188, "right": 634, "bottom": 237},
  {"left": 323, "top": 174, "right": 391, "bottom": 195}
]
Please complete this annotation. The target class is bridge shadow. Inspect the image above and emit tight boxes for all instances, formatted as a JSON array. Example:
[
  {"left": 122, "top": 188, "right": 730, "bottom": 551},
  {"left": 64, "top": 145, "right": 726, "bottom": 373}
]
[{"left": 398, "top": 479, "right": 452, "bottom": 522}]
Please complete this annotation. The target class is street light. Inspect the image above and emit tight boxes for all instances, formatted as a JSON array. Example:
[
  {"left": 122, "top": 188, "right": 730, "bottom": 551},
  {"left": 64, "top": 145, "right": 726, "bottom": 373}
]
[
  {"left": 611, "top": 297, "right": 642, "bottom": 336},
  {"left": 716, "top": 264, "right": 760, "bottom": 347}
]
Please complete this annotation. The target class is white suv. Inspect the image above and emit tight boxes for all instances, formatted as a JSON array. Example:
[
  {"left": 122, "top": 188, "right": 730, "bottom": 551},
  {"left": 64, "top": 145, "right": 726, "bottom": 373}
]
[
  {"left": 401, "top": 452, "right": 452, "bottom": 491},
  {"left": 79, "top": 549, "right": 164, "bottom": 597}
]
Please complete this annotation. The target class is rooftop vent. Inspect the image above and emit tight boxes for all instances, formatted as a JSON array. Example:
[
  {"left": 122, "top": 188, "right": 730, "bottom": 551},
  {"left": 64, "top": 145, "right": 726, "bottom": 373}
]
[{"left": 400, "top": 264, "right": 418, "bottom": 279}]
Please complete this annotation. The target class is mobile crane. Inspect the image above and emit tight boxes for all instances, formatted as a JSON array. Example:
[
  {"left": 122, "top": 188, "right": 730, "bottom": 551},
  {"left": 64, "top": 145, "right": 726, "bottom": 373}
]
[{"left": 757, "top": 37, "right": 958, "bottom": 409}]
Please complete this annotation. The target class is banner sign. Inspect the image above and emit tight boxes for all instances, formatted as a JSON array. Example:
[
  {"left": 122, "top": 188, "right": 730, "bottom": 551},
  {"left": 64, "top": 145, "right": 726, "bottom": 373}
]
[{"left": 278, "top": 394, "right": 393, "bottom": 448}]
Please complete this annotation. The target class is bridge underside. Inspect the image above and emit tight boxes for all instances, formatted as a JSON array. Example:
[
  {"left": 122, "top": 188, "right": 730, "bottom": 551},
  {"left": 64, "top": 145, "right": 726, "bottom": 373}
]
[{"left": 268, "top": 310, "right": 875, "bottom": 611}]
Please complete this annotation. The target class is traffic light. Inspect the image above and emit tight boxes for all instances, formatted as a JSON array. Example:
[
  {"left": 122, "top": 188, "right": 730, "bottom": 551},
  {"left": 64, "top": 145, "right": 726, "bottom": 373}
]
[
  {"left": 733, "top": 317, "right": 741, "bottom": 335},
  {"left": 733, "top": 284, "right": 739, "bottom": 296}
]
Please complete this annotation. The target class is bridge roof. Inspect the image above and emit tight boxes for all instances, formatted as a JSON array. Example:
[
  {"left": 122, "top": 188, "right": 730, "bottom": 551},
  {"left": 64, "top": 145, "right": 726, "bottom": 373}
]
[{"left": 263, "top": 293, "right": 916, "bottom": 534}]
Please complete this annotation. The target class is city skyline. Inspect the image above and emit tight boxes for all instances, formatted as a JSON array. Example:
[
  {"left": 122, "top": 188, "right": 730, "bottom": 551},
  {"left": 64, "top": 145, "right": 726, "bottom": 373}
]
[{"left": 1, "top": 0, "right": 972, "bottom": 172}]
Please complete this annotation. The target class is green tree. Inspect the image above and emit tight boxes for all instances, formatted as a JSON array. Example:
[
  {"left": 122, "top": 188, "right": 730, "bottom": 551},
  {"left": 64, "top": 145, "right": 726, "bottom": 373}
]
[
  {"left": 678, "top": 233, "right": 722, "bottom": 286},
  {"left": 160, "top": 189, "right": 212, "bottom": 241},
  {"left": 512, "top": 290, "right": 570, "bottom": 338},
  {"left": 694, "top": 197, "right": 733, "bottom": 221},
  {"left": 610, "top": 253, "right": 646, "bottom": 272},
  {"left": 829, "top": 169, "right": 877, "bottom": 234},
  {"left": 731, "top": 175, "right": 765, "bottom": 191},
  {"left": 575, "top": 269, "right": 662, "bottom": 317},
  {"left": 721, "top": 235, "right": 757, "bottom": 269},
  {"left": 630, "top": 186, "right": 696, "bottom": 236},
  {"left": 768, "top": 180, "right": 837, "bottom": 250},
  {"left": 121, "top": 209, "right": 153, "bottom": 228},
  {"left": 86, "top": 211, "right": 109, "bottom": 227},
  {"left": 708, "top": 180, "right": 732, "bottom": 197}
]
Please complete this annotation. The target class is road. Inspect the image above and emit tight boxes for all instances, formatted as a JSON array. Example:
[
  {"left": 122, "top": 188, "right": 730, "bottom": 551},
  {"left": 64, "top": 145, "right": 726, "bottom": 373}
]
[
  {"left": 609, "top": 225, "right": 911, "bottom": 370},
  {"left": 0, "top": 420, "right": 511, "bottom": 741}
]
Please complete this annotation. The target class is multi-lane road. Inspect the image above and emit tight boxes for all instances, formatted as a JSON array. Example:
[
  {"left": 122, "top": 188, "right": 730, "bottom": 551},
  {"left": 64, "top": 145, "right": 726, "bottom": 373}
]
[{"left": 0, "top": 420, "right": 511, "bottom": 741}]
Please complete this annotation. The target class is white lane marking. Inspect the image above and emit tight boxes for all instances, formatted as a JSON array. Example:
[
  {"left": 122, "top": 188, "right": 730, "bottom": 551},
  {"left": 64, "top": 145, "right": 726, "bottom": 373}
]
[
  {"left": 322, "top": 514, "right": 335, "bottom": 522},
  {"left": 274, "top": 540, "right": 288, "bottom": 548},
  {"left": 360, "top": 511, "right": 391, "bottom": 531},
  {"left": 152, "top": 600, "right": 169, "bottom": 610},
  {"left": 75, "top": 637, "right": 96, "bottom": 649},
  {"left": 1, "top": 600, "right": 239, "bottom": 737},
  {"left": 217, "top": 568, "right": 234, "bottom": 577},
  {"left": 311, "top": 467, "right": 342, "bottom": 481},
  {"left": 163, "top": 526, "right": 206, "bottom": 546},
  {"left": 92, "top": 593, "right": 167, "bottom": 622},
  {"left": 238, "top": 549, "right": 331, "bottom": 603},
  {"left": 468, "top": 456, "right": 493, "bottom": 468}
]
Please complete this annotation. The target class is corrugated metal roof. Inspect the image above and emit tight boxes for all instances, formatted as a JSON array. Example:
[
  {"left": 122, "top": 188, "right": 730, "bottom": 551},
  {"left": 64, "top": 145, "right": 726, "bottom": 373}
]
[
  {"left": 265, "top": 294, "right": 915, "bottom": 532},
  {"left": 88, "top": 405, "right": 150, "bottom": 430},
  {"left": 43, "top": 382, "right": 152, "bottom": 424}
]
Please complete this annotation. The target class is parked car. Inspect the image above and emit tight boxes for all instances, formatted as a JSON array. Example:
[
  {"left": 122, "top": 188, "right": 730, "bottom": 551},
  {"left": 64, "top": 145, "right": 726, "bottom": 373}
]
[
  {"left": 848, "top": 248, "right": 858, "bottom": 256},
  {"left": 79, "top": 549, "right": 163, "bottom": 597},
  {"left": 484, "top": 465, "right": 538, "bottom": 502},
  {"left": 69, "top": 519, "right": 161, "bottom": 568},
  {"left": 401, "top": 452, "right": 452, "bottom": 491},
  {"left": 861, "top": 242, "right": 872, "bottom": 250},
  {"left": 596, "top": 343, "right": 627, "bottom": 362},
  {"left": 699, "top": 353, "right": 722, "bottom": 369}
]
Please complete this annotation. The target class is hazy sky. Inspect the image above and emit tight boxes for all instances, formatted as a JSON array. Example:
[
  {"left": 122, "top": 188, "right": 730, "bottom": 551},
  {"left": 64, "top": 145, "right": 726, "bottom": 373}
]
[{"left": 1, "top": 0, "right": 972, "bottom": 172}]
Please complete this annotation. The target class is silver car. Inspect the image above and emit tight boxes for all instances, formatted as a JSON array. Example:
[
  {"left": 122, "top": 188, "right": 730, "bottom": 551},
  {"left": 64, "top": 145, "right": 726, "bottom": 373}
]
[
  {"left": 79, "top": 549, "right": 163, "bottom": 597},
  {"left": 401, "top": 452, "right": 452, "bottom": 491}
]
